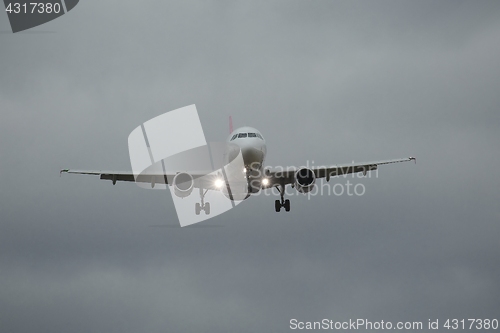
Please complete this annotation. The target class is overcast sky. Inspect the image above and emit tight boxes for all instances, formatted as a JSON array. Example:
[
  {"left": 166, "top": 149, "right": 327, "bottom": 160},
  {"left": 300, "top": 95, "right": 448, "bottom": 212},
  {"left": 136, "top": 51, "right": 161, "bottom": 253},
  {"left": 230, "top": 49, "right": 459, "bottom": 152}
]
[{"left": 1, "top": 1, "right": 499, "bottom": 332}]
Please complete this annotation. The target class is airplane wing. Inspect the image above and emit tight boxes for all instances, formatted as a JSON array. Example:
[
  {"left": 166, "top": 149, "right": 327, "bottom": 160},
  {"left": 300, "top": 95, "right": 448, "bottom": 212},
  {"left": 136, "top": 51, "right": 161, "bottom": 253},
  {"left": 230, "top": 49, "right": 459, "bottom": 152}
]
[
  {"left": 262, "top": 157, "right": 416, "bottom": 188},
  {"left": 60, "top": 169, "right": 222, "bottom": 190},
  {"left": 61, "top": 157, "right": 415, "bottom": 190},
  {"left": 61, "top": 169, "right": 145, "bottom": 184}
]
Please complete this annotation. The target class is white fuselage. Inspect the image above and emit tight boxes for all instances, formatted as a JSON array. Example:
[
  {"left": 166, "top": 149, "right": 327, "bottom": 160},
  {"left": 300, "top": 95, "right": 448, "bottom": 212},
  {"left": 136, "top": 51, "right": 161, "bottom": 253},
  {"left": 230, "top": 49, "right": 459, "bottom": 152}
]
[{"left": 225, "top": 126, "right": 267, "bottom": 194}]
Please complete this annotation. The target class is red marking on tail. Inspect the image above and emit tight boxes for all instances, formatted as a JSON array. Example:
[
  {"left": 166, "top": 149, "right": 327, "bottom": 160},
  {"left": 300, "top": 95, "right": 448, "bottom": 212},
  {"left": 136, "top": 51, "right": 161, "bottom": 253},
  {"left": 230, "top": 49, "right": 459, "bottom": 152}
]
[{"left": 229, "top": 116, "right": 233, "bottom": 134}]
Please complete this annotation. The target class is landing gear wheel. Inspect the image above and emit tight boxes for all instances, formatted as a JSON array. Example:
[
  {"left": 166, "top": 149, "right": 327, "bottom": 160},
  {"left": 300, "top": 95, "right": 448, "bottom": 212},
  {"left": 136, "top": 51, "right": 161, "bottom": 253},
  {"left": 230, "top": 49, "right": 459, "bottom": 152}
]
[
  {"left": 195, "top": 203, "right": 201, "bottom": 215},
  {"left": 284, "top": 199, "right": 290, "bottom": 212},
  {"left": 204, "top": 202, "right": 210, "bottom": 215},
  {"left": 274, "top": 184, "right": 291, "bottom": 212},
  {"left": 275, "top": 200, "right": 281, "bottom": 212}
]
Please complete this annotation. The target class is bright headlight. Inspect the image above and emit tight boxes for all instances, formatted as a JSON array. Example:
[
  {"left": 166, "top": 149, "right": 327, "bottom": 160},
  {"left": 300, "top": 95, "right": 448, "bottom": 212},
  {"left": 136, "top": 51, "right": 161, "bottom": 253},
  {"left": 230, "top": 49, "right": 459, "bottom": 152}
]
[
  {"left": 214, "top": 178, "right": 224, "bottom": 188},
  {"left": 262, "top": 178, "right": 269, "bottom": 186}
]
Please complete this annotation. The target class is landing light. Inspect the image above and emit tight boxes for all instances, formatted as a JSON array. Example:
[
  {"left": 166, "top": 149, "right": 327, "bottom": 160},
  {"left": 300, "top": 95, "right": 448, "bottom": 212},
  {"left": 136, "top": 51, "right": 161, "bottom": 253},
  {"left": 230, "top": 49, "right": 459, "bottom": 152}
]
[
  {"left": 243, "top": 167, "right": 247, "bottom": 173},
  {"left": 214, "top": 178, "right": 224, "bottom": 188},
  {"left": 262, "top": 178, "right": 269, "bottom": 186}
]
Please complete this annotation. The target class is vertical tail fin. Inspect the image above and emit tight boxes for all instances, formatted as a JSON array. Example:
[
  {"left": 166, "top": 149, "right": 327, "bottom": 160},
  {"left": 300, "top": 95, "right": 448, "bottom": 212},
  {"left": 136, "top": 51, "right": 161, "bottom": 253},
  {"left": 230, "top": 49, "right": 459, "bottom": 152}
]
[{"left": 229, "top": 116, "right": 233, "bottom": 134}]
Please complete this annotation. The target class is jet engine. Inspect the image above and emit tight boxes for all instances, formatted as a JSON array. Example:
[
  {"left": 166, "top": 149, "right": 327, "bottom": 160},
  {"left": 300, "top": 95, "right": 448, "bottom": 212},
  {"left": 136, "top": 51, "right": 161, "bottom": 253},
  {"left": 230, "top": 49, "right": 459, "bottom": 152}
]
[
  {"left": 172, "top": 172, "right": 194, "bottom": 198},
  {"left": 294, "top": 167, "right": 316, "bottom": 193}
]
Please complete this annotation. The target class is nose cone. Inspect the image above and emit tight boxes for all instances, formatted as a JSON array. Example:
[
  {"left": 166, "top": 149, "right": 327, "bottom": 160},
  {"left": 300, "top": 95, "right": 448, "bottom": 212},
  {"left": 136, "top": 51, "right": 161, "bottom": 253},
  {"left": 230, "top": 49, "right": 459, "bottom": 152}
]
[{"left": 241, "top": 146, "right": 264, "bottom": 167}]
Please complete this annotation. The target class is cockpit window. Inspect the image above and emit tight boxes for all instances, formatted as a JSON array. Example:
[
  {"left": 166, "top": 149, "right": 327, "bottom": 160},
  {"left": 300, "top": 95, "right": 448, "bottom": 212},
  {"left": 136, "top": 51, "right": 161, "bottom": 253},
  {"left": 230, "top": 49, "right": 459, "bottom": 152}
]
[
  {"left": 248, "top": 133, "right": 257, "bottom": 137},
  {"left": 257, "top": 133, "right": 264, "bottom": 140},
  {"left": 238, "top": 133, "right": 247, "bottom": 138},
  {"left": 231, "top": 134, "right": 238, "bottom": 141}
]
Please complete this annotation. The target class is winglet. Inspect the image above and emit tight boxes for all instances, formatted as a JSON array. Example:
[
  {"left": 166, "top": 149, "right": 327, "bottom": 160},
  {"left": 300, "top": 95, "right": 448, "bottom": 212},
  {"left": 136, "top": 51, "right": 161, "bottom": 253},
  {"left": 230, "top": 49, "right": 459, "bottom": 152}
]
[
  {"left": 60, "top": 169, "right": 69, "bottom": 177},
  {"left": 409, "top": 156, "right": 416, "bottom": 164},
  {"left": 229, "top": 116, "right": 233, "bottom": 134}
]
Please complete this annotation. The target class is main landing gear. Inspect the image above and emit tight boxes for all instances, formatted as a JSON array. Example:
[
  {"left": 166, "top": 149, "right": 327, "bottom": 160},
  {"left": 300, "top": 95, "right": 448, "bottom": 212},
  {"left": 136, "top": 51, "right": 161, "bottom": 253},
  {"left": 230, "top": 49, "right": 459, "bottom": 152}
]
[
  {"left": 274, "top": 185, "right": 290, "bottom": 212},
  {"left": 195, "top": 188, "right": 211, "bottom": 215}
]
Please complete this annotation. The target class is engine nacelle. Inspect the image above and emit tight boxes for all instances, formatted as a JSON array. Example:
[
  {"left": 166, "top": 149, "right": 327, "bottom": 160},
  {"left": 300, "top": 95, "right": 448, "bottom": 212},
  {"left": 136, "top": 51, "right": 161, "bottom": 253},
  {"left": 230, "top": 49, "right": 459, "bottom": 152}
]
[
  {"left": 172, "top": 172, "right": 194, "bottom": 198},
  {"left": 294, "top": 167, "right": 316, "bottom": 194}
]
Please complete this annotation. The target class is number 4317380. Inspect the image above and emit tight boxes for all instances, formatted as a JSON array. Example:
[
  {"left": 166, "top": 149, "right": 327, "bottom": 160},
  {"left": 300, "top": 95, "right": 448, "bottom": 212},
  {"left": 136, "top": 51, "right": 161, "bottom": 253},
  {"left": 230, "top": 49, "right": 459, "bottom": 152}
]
[
  {"left": 444, "top": 319, "right": 498, "bottom": 330},
  {"left": 5, "top": 2, "right": 62, "bottom": 14}
]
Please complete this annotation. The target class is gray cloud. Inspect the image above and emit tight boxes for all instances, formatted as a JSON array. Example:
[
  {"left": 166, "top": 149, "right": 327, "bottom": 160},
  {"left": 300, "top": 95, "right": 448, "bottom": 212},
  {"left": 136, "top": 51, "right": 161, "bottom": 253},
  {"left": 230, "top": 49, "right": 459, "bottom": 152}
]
[{"left": 1, "top": 1, "right": 499, "bottom": 332}]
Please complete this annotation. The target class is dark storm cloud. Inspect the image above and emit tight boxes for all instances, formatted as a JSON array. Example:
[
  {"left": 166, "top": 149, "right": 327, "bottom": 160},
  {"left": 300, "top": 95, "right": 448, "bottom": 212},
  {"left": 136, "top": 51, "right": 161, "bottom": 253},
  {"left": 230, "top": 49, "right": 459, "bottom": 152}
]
[{"left": 1, "top": 1, "right": 499, "bottom": 332}]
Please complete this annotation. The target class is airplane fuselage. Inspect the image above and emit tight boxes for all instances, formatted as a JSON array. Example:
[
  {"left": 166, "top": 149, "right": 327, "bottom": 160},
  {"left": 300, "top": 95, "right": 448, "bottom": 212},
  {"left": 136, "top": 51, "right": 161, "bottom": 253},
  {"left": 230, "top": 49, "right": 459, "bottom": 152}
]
[{"left": 225, "top": 126, "right": 267, "bottom": 194}]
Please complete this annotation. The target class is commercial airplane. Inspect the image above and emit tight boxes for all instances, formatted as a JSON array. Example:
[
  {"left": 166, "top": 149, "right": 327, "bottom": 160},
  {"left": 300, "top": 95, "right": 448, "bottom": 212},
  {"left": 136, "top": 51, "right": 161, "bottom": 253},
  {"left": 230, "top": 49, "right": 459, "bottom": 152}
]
[{"left": 61, "top": 121, "right": 415, "bottom": 214}]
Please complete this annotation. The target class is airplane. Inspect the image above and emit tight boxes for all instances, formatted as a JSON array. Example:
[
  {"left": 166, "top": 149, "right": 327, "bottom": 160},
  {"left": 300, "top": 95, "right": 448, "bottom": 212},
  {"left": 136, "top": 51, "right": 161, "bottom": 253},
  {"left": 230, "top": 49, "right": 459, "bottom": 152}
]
[{"left": 61, "top": 121, "right": 415, "bottom": 214}]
